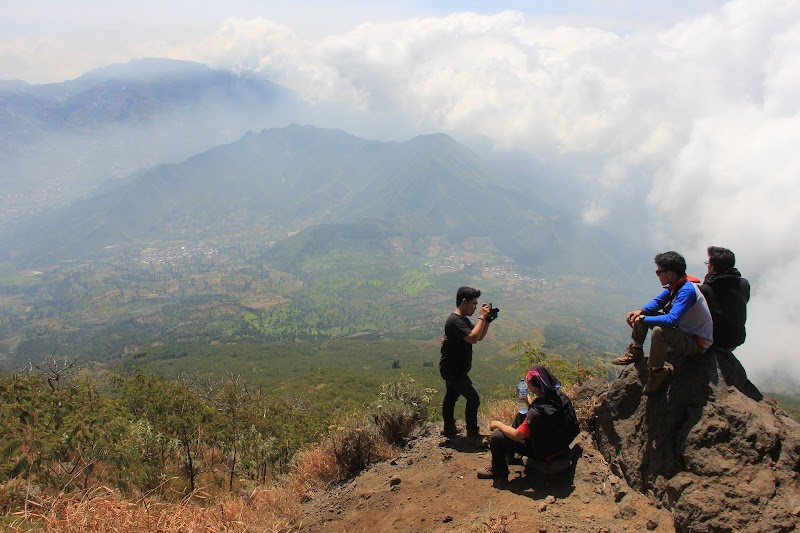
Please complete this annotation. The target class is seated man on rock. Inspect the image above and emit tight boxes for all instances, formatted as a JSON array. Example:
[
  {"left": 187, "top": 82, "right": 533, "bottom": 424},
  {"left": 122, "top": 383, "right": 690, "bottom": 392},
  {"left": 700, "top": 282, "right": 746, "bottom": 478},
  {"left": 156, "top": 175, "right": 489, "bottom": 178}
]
[
  {"left": 612, "top": 251, "right": 713, "bottom": 394},
  {"left": 477, "top": 365, "right": 579, "bottom": 482},
  {"left": 699, "top": 246, "right": 750, "bottom": 352}
]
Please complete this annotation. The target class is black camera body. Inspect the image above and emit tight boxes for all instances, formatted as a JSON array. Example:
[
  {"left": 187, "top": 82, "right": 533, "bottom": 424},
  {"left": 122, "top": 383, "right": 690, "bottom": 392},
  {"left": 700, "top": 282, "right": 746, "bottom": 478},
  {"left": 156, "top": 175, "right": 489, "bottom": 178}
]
[{"left": 486, "top": 303, "right": 500, "bottom": 322}]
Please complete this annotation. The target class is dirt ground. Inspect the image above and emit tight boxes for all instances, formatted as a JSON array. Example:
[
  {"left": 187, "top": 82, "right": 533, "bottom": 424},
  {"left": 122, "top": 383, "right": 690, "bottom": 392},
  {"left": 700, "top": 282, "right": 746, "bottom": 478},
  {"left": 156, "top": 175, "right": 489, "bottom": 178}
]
[{"left": 298, "top": 422, "right": 675, "bottom": 532}]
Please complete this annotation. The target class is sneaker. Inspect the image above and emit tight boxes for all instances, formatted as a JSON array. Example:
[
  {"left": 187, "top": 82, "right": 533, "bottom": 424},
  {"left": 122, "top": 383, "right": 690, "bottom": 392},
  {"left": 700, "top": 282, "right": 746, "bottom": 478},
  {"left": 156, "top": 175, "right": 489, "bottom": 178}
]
[
  {"left": 643, "top": 364, "right": 673, "bottom": 395},
  {"left": 476, "top": 466, "right": 509, "bottom": 480},
  {"left": 441, "top": 423, "right": 459, "bottom": 437},
  {"left": 612, "top": 344, "right": 644, "bottom": 365}
]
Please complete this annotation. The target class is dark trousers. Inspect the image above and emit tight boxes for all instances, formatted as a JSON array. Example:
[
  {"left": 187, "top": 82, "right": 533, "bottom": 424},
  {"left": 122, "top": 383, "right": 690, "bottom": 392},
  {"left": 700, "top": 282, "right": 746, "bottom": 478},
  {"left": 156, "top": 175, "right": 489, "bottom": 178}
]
[
  {"left": 442, "top": 373, "right": 480, "bottom": 436},
  {"left": 489, "top": 429, "right": 529, "bottom": 473}
]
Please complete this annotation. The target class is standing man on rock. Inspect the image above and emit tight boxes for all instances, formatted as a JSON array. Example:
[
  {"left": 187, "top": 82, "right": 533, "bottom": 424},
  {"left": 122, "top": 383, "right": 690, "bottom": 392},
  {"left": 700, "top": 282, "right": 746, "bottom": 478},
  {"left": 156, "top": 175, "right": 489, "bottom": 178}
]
[
  {"left": 440, "top": 286, "right": 491, "bottom": 445},
  {"left": 700, "top": 246, "right": 750, "bottom": 351},
  {"left": 612, "top": 251, "right": 713, "bottom": 394}
]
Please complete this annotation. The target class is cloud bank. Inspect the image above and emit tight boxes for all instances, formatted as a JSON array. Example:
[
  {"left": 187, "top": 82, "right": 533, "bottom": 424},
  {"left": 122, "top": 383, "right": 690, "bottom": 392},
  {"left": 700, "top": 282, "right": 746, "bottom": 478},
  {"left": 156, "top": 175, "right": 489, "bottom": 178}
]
[
  {"left": 3, "top": 0, "right": 798, "bottom": 386},
  {"left": 193, "top": 0, "right": 800, "bottom": 385}
]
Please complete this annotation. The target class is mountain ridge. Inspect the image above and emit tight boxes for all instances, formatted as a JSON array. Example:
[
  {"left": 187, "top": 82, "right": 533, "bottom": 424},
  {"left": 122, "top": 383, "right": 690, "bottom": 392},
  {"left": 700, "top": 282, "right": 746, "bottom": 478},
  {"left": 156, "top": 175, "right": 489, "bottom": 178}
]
[{"left": 3, "top": 123, "right": 631, "bottom": 278}]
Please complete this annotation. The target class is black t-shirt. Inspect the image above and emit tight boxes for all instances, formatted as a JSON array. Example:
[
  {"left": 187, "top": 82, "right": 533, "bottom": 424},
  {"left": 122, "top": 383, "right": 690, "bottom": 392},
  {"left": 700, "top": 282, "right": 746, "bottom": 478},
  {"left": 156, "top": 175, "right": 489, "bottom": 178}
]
[{"left": 439, "top": 313, "right": 473, "bottom": 380}]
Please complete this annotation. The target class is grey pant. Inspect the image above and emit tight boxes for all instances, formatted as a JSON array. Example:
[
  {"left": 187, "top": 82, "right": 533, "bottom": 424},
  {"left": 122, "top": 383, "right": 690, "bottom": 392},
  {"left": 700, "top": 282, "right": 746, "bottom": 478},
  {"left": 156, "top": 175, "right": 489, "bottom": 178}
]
[{"left": 631, "top": 321, "right": 704, "bottom": 369}]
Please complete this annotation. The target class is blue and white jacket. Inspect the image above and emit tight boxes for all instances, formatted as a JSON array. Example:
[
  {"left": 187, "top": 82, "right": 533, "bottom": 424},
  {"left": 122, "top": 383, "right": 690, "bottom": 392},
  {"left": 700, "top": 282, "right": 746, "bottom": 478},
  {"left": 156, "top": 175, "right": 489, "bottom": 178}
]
[{"left": 641, "top": 277, "right": 714, "bottom": 349}]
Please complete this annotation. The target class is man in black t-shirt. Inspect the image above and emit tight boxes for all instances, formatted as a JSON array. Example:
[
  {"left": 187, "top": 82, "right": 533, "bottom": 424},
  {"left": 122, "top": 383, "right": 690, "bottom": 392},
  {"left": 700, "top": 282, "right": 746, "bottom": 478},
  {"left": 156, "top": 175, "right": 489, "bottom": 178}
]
[{"left": 439, "top": 286, "right": 491, "bottom": 444}]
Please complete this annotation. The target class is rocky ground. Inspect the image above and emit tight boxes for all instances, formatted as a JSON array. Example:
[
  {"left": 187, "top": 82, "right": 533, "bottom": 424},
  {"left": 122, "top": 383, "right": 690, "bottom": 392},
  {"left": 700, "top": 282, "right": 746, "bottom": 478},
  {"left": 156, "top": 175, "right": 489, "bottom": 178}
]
[{"left": 297, "top": 422, "right": 675, "bottom": 533}]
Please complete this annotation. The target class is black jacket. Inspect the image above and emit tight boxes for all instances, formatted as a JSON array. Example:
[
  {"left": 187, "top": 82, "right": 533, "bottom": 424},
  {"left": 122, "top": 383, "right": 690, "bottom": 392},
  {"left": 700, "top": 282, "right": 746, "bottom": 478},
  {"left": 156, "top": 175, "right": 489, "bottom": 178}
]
[
  {"left": 527, "top": 390, "right": 580, "bottom": 460},
  {"left": 699, "top": 268, "right": 750, "bottom": 349}
]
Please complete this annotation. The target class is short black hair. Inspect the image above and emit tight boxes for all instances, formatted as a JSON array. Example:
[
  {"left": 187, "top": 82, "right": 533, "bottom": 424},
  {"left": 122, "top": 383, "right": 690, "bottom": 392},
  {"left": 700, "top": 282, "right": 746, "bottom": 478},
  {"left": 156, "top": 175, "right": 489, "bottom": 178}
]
[
  {"left": 707, "top": 246, "right": 735, "bottom": 271},
  {"left": 456, "top": 286, "right": 481, "bottom": 306},
  {"left": 654, "top": 251, "right": 687, "bottom": 276}
]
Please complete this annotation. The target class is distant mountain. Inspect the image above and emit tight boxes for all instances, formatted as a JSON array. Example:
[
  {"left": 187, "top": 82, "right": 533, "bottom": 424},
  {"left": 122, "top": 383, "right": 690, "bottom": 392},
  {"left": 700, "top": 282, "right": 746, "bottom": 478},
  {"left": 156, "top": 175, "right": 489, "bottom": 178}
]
[
  {"left": 0, "top": 58, "right": 296, "bottom": 133},
  {"left": 3, "top": 124, "right": 634, "bottom": 277},
  {"left": 0, "top": 58, "right": 305, "bottom": 219}
]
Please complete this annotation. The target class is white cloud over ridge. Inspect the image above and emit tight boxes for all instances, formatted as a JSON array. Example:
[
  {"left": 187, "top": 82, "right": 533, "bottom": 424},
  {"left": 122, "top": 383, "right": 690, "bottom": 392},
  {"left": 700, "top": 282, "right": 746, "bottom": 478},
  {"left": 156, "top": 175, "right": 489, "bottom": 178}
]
[
  {"left": 2, "top": 0, "right": 797, "bottom": 386},
  {"left": 193, "top": 0, "right": 800, "bottom": 385}
]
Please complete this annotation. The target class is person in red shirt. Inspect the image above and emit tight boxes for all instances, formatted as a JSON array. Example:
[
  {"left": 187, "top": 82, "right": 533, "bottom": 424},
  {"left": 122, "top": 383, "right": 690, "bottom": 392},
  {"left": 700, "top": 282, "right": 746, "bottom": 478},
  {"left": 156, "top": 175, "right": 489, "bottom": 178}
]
[{"left": 477, "top": 365, "right": 579, "bottom": 482}]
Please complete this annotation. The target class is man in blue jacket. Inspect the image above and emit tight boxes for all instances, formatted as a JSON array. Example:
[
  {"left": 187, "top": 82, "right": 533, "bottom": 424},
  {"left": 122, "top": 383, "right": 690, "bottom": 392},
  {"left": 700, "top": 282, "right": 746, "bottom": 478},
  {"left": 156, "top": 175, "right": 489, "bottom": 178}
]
[{"left": 612, "top": 251, "right": 713, "bottom": 394}]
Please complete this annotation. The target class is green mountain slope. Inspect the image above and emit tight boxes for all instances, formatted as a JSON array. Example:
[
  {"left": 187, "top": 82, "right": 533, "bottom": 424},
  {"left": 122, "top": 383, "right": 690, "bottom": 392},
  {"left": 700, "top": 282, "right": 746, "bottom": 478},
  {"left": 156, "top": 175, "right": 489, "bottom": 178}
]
[{"left": 4, "top": 124, "right": 634, "bottom": 278}]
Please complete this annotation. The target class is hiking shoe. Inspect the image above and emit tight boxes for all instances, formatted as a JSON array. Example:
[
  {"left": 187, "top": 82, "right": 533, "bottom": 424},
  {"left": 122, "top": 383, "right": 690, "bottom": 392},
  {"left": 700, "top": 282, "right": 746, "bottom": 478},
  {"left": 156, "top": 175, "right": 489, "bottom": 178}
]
[
  {"left": 612, "top": 344, "right": 644, "bottom": 365},
  {"left": 506, "top": 454, "right": 524, "bottom": 466},
  {"left": 466, "top": 434, "right": 488, "bottom": 448},
  {"left": 643, "top": 364, "right": 673, "bottom": 395},
  {"left": 476, "top": 466, "right": 509, "bottom": 480},
  {"left": 441, "top": 423, "right": 459, "bottom": 437}
]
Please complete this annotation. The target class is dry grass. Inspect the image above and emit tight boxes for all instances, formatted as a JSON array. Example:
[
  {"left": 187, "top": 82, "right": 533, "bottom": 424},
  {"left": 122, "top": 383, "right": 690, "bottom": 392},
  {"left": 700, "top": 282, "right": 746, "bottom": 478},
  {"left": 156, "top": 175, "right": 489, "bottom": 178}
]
[
  {"left": 6, "top": 415, "right": 404, "bottom": 532},
  {"left": 480, "top": 398, "right": 518, "bottom": 426},
  {"left": 5, "top": 375, "right": 427, "bottom": 532},
  {"left": 5, "top": 476, "right": 316, "bottom": 533}
]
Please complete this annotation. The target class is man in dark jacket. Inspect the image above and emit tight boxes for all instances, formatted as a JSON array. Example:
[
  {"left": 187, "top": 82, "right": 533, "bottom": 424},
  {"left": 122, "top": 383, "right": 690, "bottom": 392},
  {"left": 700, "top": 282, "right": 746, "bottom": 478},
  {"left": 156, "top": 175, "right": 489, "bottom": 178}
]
[
  {"left": 700, "top": 246, "right": 750, "bottom": 351},
  {"left": 477, "top": 365, "right": 579, "bottom": 482}
]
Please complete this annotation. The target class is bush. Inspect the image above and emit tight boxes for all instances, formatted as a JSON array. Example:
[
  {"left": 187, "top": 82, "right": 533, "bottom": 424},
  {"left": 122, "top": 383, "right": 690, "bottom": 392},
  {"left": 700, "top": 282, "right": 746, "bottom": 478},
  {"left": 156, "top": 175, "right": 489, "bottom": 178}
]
[
  {"left": 371, "top": 402, "right": 417, "bottom": 445},
  {"left": 370, "top": 374, "right": 435, "bottom": 445},
  {"left": 329, "top": 416, "right": 381, "bottom": 478},
  {"left": 376, "top": 374, "right": 435, "bottom": 422},
  {"left": 508, "top": 341, "right": 607, "bottom": 388}
]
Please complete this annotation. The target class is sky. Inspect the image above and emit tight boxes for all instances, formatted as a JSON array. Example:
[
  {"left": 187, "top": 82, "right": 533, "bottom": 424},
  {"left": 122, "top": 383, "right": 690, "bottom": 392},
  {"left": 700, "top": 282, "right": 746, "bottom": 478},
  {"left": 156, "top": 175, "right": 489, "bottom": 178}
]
[{"left": 2, "top": 0, "right": 800, "bottom": 388}]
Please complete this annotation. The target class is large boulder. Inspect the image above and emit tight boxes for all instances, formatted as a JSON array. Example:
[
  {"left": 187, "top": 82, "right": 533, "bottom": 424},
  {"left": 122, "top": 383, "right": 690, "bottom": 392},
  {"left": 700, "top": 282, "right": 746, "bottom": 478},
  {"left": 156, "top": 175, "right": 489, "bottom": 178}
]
[{"left": 589, "top": 348, "right": 800, "bottom": 532}]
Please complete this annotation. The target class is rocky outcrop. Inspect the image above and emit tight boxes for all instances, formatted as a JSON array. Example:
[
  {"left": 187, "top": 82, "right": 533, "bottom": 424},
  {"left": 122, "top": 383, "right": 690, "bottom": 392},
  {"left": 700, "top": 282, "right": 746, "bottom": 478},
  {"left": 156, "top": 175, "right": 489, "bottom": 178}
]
[{"left": 588, "top": 348, "right": 800, "bottom": 532}]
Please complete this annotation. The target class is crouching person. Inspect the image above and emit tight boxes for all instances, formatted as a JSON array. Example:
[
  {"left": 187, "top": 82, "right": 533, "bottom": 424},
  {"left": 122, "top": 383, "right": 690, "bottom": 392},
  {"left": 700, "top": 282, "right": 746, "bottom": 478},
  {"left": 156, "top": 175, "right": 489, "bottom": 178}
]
[{"left": 477, "top": 365, "right": 579, "bottom": 483}]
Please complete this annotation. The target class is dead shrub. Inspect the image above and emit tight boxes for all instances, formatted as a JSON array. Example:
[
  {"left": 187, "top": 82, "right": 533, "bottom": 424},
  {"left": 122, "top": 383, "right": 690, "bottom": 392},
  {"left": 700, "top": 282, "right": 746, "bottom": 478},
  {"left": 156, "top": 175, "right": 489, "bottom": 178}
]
[
  {"left": 329, "top": 417, "right": 381, "bottom": 479},
  {"left": 291, "top": 444, "right": 338, "bottom": 488}
]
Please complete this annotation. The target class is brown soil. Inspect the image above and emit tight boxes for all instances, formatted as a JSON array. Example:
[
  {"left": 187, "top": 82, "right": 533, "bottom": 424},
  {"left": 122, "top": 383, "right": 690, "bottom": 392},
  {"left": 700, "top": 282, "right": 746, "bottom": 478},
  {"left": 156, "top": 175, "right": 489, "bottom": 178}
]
[{"left": 298, "top": 422, "right": 675, "bottom": 532}]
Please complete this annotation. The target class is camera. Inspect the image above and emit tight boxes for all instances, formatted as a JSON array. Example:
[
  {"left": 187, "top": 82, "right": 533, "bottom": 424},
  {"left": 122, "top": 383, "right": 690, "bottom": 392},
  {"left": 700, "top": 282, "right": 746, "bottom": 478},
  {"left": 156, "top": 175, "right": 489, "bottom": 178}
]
[{"left": 486, "top": 303, "right": 500, "bottom": 322}]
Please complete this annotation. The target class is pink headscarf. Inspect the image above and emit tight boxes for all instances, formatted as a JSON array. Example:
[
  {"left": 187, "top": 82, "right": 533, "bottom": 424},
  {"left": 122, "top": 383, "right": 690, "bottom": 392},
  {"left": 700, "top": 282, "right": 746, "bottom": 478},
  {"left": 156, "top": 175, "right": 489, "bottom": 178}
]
[{"left": 525, "top": 365, "right": 562, "bottom": 396}]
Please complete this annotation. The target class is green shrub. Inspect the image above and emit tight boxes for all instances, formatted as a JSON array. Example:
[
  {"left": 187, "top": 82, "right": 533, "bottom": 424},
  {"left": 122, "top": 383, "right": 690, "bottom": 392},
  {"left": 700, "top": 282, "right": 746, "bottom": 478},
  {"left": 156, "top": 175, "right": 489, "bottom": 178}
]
[
  {"left": 508, "top": 341, "right": 607, "bottom": 387},
  {"left": 370, "top": 374, "right": 435, "bottom": 445},
  {"left": 376, "top": 374, "right": 436, "bottom": 422},
  {"left": 372, "top": 402, "right": 417, "bottom": 445}
]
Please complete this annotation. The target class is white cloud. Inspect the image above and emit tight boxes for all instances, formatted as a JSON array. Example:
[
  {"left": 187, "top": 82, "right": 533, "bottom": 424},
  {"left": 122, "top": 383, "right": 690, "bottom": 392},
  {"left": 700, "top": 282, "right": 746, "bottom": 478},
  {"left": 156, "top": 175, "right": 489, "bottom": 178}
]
[
  {"left": 2, "top": 0, "right": 799, "bottom": 385},
  {"left": 192, "top": 0, "right": 799, "bottom": 384}
]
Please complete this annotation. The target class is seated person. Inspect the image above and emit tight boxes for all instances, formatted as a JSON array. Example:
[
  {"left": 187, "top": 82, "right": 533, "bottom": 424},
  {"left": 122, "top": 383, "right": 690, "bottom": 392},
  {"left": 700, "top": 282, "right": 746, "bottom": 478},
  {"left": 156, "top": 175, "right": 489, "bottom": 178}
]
[
  {"left": 612, "top": 251, "right": 713, "bottom": 395},
  {"left": 699, "top": 246, "right": 750, "bottom": 352},
  {"left": 477, "top": 365, "right": 579, "bottom": 482}
]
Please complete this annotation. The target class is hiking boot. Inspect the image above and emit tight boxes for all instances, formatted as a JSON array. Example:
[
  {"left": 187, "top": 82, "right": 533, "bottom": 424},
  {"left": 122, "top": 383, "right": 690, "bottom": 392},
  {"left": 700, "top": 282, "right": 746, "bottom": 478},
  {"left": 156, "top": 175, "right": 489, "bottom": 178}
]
[
  {"left": 506, "top": 454, "right": 524, "bottom": 466},
  {"left": 612, "top": 344, "right": 644, "bottom": 365},
  {"left": 643, "top": 364, "right": 673, "bottom": 395},
  {"left": 466, "top": 433, "right": 488, "bottom": 448},
  {"left": 476, "top": 466, "right": 509, "bottom": 480},
  {"left": 441, "top": 423, "right": 459, "bottom": 437}
]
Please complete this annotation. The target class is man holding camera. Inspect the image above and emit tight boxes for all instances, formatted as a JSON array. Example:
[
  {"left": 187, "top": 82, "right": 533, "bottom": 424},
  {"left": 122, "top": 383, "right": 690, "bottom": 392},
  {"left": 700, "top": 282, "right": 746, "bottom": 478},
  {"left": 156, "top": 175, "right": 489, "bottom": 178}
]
[{"left": 439, "top": 286, "right": 495, "bottom": 446}]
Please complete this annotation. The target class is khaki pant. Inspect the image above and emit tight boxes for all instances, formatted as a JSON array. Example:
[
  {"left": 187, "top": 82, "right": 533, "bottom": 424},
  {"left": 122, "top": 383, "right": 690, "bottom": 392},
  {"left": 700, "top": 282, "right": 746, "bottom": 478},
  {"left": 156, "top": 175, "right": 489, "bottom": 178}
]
[{"left": 631, "top": 321, "right": 704, "bottom": 369}]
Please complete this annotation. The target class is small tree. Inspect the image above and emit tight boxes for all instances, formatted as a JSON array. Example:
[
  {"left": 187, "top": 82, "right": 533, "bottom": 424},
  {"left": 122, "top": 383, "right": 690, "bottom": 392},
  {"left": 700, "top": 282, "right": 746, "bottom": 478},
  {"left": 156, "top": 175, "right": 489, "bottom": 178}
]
[{"left": 507, "top": 340, "right": 606, "bottom": 388}]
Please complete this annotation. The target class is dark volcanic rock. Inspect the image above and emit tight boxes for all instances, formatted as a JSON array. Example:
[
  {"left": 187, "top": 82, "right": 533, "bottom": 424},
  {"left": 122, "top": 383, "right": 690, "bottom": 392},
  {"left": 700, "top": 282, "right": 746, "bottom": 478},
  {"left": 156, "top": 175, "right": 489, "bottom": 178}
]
[{"left": 589, "top": 348, "right": 800, "bottom": 533}]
